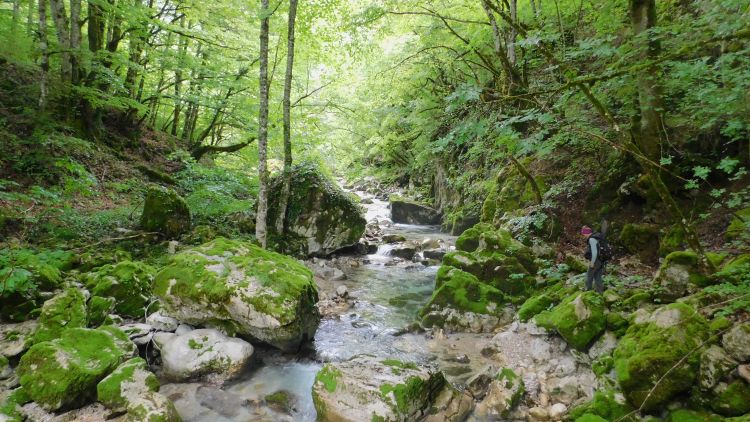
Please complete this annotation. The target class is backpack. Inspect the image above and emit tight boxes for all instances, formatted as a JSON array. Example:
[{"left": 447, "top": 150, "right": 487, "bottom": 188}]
[{"left": 585, "top": 232, "right": 613, "bottom": 262}]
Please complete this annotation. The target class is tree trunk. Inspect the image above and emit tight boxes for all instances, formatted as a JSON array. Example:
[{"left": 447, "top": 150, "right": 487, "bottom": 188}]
[
  {"left": 28, "top": 0, "right": 35, "bottom": 35},
  {"left": 49, "top": 0, "right": 72, "bottom": 84},
  {"left": 275, "top": 0, "right": 298, "bottom": 234},
  {"left": 630, "top": 0, "right": 662, "bottom": 161},
  {"left": 38, "top": 0, "right": 49, "bottom": 111},
  {"left": 256, "top": 0, "right": 270, "bottom": 248},
  {"left": 508, "top": 0, "right": 518, "bottom": 65},
  {"left": 12, "top": 0, "right": 20, "bottom": 31},
  {"left": 172, "top": 16, "right": 188, "bottom": 137},
  {"left": 70, "top": 0, "right": 81, "bottom": 85},
  {"left": 480, "top": 0, "right": 523, "bottom": 93}
]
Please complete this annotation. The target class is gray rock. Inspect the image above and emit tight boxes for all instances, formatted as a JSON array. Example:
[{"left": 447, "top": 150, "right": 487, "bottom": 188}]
[
  {"left": 0, "top": 320, "right": 37, "bottom": 358},
  {"left": 336, "top": 285, "right": 348, "bottom": 298},
  {"left": 423, "top": 248, "right": 447, "bottom": 261},
  {"left": 389, "top": 244, "right": 417, "bottom": 260},
  {"left": 146, "top": 311, "right": 179, "bottom": 332},
  {"left": 722, "top": 323, "right": 750, "bottom": 362},
  {"left": 120, "top": 323, "right": 155, "bottom": 346},
  {"left": 474, "top": 369, "right": 525, "bottom": 419},
  {"left": 699, "top": 345, "right": 737, "bottom": 390},
  {"left": 382, "top": 234, "right": 407, "bottom": 243},
  {"left": 390, "top": 199, "right": 441, "bottom": 225},
  {"left": 155, "top": 328, "right": 253, "bottom": 383},
  {"left": 549, "top": 403, "right": 567, "bottom": 420},
  {"left": 588, "top": 331, "right": 618, "bottom": 360},
  {"left": 175, "top": 324, "right": 194, "bottom": 336}
]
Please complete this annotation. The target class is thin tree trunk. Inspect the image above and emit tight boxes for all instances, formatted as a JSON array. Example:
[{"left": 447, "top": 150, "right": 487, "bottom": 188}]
[
  {"left": 275, "top": 0, "right": 298, "bottom": 234},
  {"left": 49, "top": 0, "right": 72, "bottom": 84},
  {"left": 481, "top": 0, "right": 523, "bottom": 93},
  {"left": 508, "top": 0, "right": 518, "bottom": 65},
  {"left": 256, "top": 0, "right": 270, "bottom": 248},
  {"left": 172, "top": 16, "right": 188, "bottom": 136},
  {"left": 630, "top": 0, "right": 662, "bottom": 161},
  {"left": 509, "top": 156, "right": 542, "bottom": 205},
  {"left": 12, "top": 0, "right": 20, "bottom": 31},
  {"left": 70, "top": 0, "right": 81, "bottom": 85},
  {"left": 28, "top": 0, "right": 35, "bottom": 35},
  {"left": 38, "top": 0, "right": 49, "bottom": 111}
]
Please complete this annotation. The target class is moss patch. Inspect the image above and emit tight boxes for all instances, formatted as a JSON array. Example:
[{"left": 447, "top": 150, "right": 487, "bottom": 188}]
[
  {"left": 420, "top": 266, "right": 507, "bottom": 316},
  {"left": 84, "top": 261, "right": 155, "bottom": 318},
  {"left": 534, "top": 291, "right": 606, "bottom": 351},
  {"left": 33, "top": 288, "right": 88, "bottom": 344},
  {"left": 315, "top": 364, "right": 342, "bottom": 393}
]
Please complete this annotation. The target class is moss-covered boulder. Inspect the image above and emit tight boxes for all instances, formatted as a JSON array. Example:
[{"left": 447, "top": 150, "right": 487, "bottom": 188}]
[
  {"left": 659, "top": 226, "right": 686, "bottom": 257},
  {"left": 613, "top": 303, "right": 710, "bottom": 411},
  {"left": 726, "top": 207, "right": 750, "bottom": 241},
  {"left": 619, "top": 223, "right": 660, "bottom": 263},
  {"left": 140, "top": 186, "right": 191, "bottom": 239},
  {"left": 97, "top": 357, "right": 159, "bottom": 412},
  {"left": 88, "top": 296, "right": 116, "bottom": 327},
  {"left": 698, "top": 345, "right": 738, "bottom": 391},
  {"left": 390, "top": 197, "right": 441, "bottom": 225},
  {"left": 518, "top": 293, "right": 554, "bottom": 322},
  {"left": 311, "top": 356, "right": 446, "bottom": 422},
  {"left": 713, "top": 254, "right": 750, "bottom": 285},
  {"left": 568, "top": 390, "right": 636, "bottom": 422},
  {"left": 480, "top": 162, "right": 545, "bottom": 225},
  {"left": 18, "top": 327, "right": 136, "bottom": 411},
  {"left": 652, "top": 251, "right": 709, "bottom": 302},
  {"left": 666, "top": 409, "right": 724, "bottom": 422},
  {"left": 152, "top": 237, "right": 319, "bottom": 351},
  {"left": 534, "top": 291, "right": 606, "bottom": 351},
  {"left": 32, "top": 288, "right": 87, "bottom": 344},
  {"left": 442, "top": 251, "right": 533, "bottom": 297},
  {"left": 419, "top": 266, "right": 507, "bottom": 318},
  {"left": 267, "top": 163, "right": 366, "bottom": 257},
  {"left": 710, "top": 380, "right": 750, "bottom": 416},
  {"left": 124, "top": 391, "right": 182, "bottom": 422},
  {"left": 83, "top": 261, "right": 155, "bottom": 318}
]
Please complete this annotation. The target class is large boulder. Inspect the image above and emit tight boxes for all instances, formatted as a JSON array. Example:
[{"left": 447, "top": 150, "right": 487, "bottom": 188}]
[
  {"left": 442, "top": 251, "right": 534, "bottom": 297},
  {"left": 534, "top": 291, "right": 606, "bottom": 351},
  {"left": 419, "top": 266, "right": 507, "bottom": 319},
  {"left": 267, "top": 163, "right": 366, "bottom": 256},
  {"left": 311, "top": 356, "right": 447, "bottom": 422},
  {"left": 619, "top": 223, "right": 660, "bottom": 263},
  {"left": 153, "top": 328, "right": 253, "bottom": 383},
  {"left": 390, "top": 197, "right": 441, "bottom": 225},
  {"left": 83, "top": 261, "right": 156, "bottom": 318},
  {"left": 140, "top": 186, "right": 191, "bottom": 239},
  {"left": 17, "top": 327, "right": 136, "bottom": 411},
  {"left": 152, "top": 238, "right": 319, "bottom": 351},
  {"left": 613, "top": 303, "right": 710, "bottom": 411},
  {"left": 722, "top": 322, "right": 750, "bottom": 362},
  {"left": 32, "top": 288, "right": 87, "bottom": 344},
  {"left": 97, "top": 357, "right": 159, "bottom": 413},
  {"left": 652, "top": 251, "right": 709, "bottom": 302}
]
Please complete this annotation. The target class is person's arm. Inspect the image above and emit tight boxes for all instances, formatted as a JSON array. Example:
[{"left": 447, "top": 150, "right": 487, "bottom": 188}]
[{"left": 589, "top": 237, "right": 598, "bottom": 267}]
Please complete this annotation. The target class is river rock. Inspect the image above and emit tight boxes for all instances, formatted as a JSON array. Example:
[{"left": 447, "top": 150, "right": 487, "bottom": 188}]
[
  {"left": 82, "top": 261, "right": 155, "bottom": 318},
  {"left": 613, "top": 303, "right": 709, "bottom": 411},
  {"left": 152, "top": 238, "right": 319, "bottom": 351},
  {"left": 32, "top": 287, "right": 88, "bottom": 344},
  {"left": 390, "top": 198, "right": 441, "bottom": 225},
  {"left": 423, "top": 248, "right": 447, "bottom": 261},
  {"left": 420, "top": 266, "right": 507, "bottom": 320},
  {"left": 383, "top": 234, "right": 407, "bottom": 243},
  {"left": 267, "top": 163, "right": 367, "bottom": 257},
  {"left": 120, "top": 323, "right": 155, "bottom": 346},
  {"left": 474, "top": 368, "right": 525, "bottom": 419},
  {"left": 154, "top": 328, "right": 253, "bottom": 383},
  {"left": 423, "top": 387, "right": 474, "bottom": 422},
  {"left": 390, "top": 243, "right": 418, "bottom": 260},
  {"left": 534, "top": 291, "right": 606, "bottom": 351},
  {"left": 311, "top": 356, "right": 446, "bottom": 422},
  {"left": 140, "top": 185, "right": 191, "bottom": 239},
  {"left": 17, "top": 326, "right": 136, "bottom": 411}
]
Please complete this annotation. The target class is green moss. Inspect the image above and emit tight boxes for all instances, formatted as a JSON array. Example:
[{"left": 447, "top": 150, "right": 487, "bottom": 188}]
[
  {"left": 265, "top": 390, "right": 293, "bottom": 413},
  {"left": 140, "top": 185, "right": 191, "bottom": 239},
  {"left": 188, "top": 338, "right": 202, "bottom": 349},
  {"left": 379, "top": 372, "right": 445, "bottom": 416},
  {"left": 442, "top": 251, "right": 533, "bottom": 297},
  {"left": 613, "top": 303, "right": 709, "bottom": 411},
  {"left": 18, "top": 327, "right": 133, "bottom": 410},
  {"left": 606, "top": 311, "right": 629, "bottom": 337},
  {"left": 0, "top": 387, "right": 32, "bottom": 422},
  {"left": 666, "top": 409, "right": 724, "bottom": 422},
  {"left": 33, "top": 288, "right": 88, "bottom": 344},
  {"left": 575, "top": 415, "right": 610, "bottom": 422},
  {"left": 84, "top": 261, "right": 155, "bottom": 318},
  {"left": 495, "top": 368, "right": 524, "bottom": 412},
  {"left": 518, "top": 294, "right": 554, "bottom": 322},
  {"left": 420, "top": 266, "right": 507, "bottom": 316},
  {"left": 97, "top": 358, "right": 159, "bottom": 412},
  {"left": 568, "top": 390, "right": 635, "bottom": 421},
  {"left": 88, "top": 296, "right": 116, "bottom": 327},
  {"left": 455, "top": 223, "right": 494, "bottom": 252},
  {"left": 315, "top": 364, "right": 342, "bottom": 393},
  {"left": 382, "top": 359, "right": 419, "bottom": 375},
  {"left": 711, "top": 380, "right": 750, "bottom": 416},
  {"left": 534, "top": 291, "right": 606, "bottom": 351},
  {"left": 659, "top": 226, "right": 686, "bottom": 257},
  {"left": 713, "top": 254, "right": 750, "bottom": 284},
  {"left": 726, "top": 207, "right": 750, "bottom": 241},
  {"left": 619, "top": 223, "right": 660, "bottom": 262},
  {"left": 592, "top": 355, "right": 614, "bottom": 377},
  {"left": 709, "top": 315, "right": 732, "bottom": 333}
]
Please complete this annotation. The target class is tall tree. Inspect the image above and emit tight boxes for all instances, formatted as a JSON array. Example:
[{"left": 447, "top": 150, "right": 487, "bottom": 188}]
[
  {"left": 38, "top": 0, "right": 49, "bottom": 111},
  {"left": 256, "top": 0, "right": 271, "bottom": 248},
  {"left": 275, "top": 0, "right": 299, "bottom": 234}
]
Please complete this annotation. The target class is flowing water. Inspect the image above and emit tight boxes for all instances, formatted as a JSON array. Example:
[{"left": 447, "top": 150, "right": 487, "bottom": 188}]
[{"left": 163, "top": 193, "right": 457, "bottom": 422}]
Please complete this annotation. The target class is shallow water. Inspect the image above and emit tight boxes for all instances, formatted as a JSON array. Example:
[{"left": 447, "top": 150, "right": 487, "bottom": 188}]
[{"left": 166, "top": 191, "right": 455, "bottom": 422}]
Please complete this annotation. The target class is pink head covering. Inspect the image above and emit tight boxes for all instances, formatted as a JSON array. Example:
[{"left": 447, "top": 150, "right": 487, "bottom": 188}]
[{"left": 581, "top": 226, "right": 593, "bottom": 235}]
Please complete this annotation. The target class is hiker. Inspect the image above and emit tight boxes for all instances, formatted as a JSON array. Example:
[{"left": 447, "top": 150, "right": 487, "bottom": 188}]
[{"left": 582, "top": 225, "right": 610, "bottom": 293}]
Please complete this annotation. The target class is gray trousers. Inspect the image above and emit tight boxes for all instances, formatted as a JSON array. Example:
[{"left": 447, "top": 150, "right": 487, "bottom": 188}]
[{"left": 586, "top": 260, "right": 605, "bottom": 293}]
